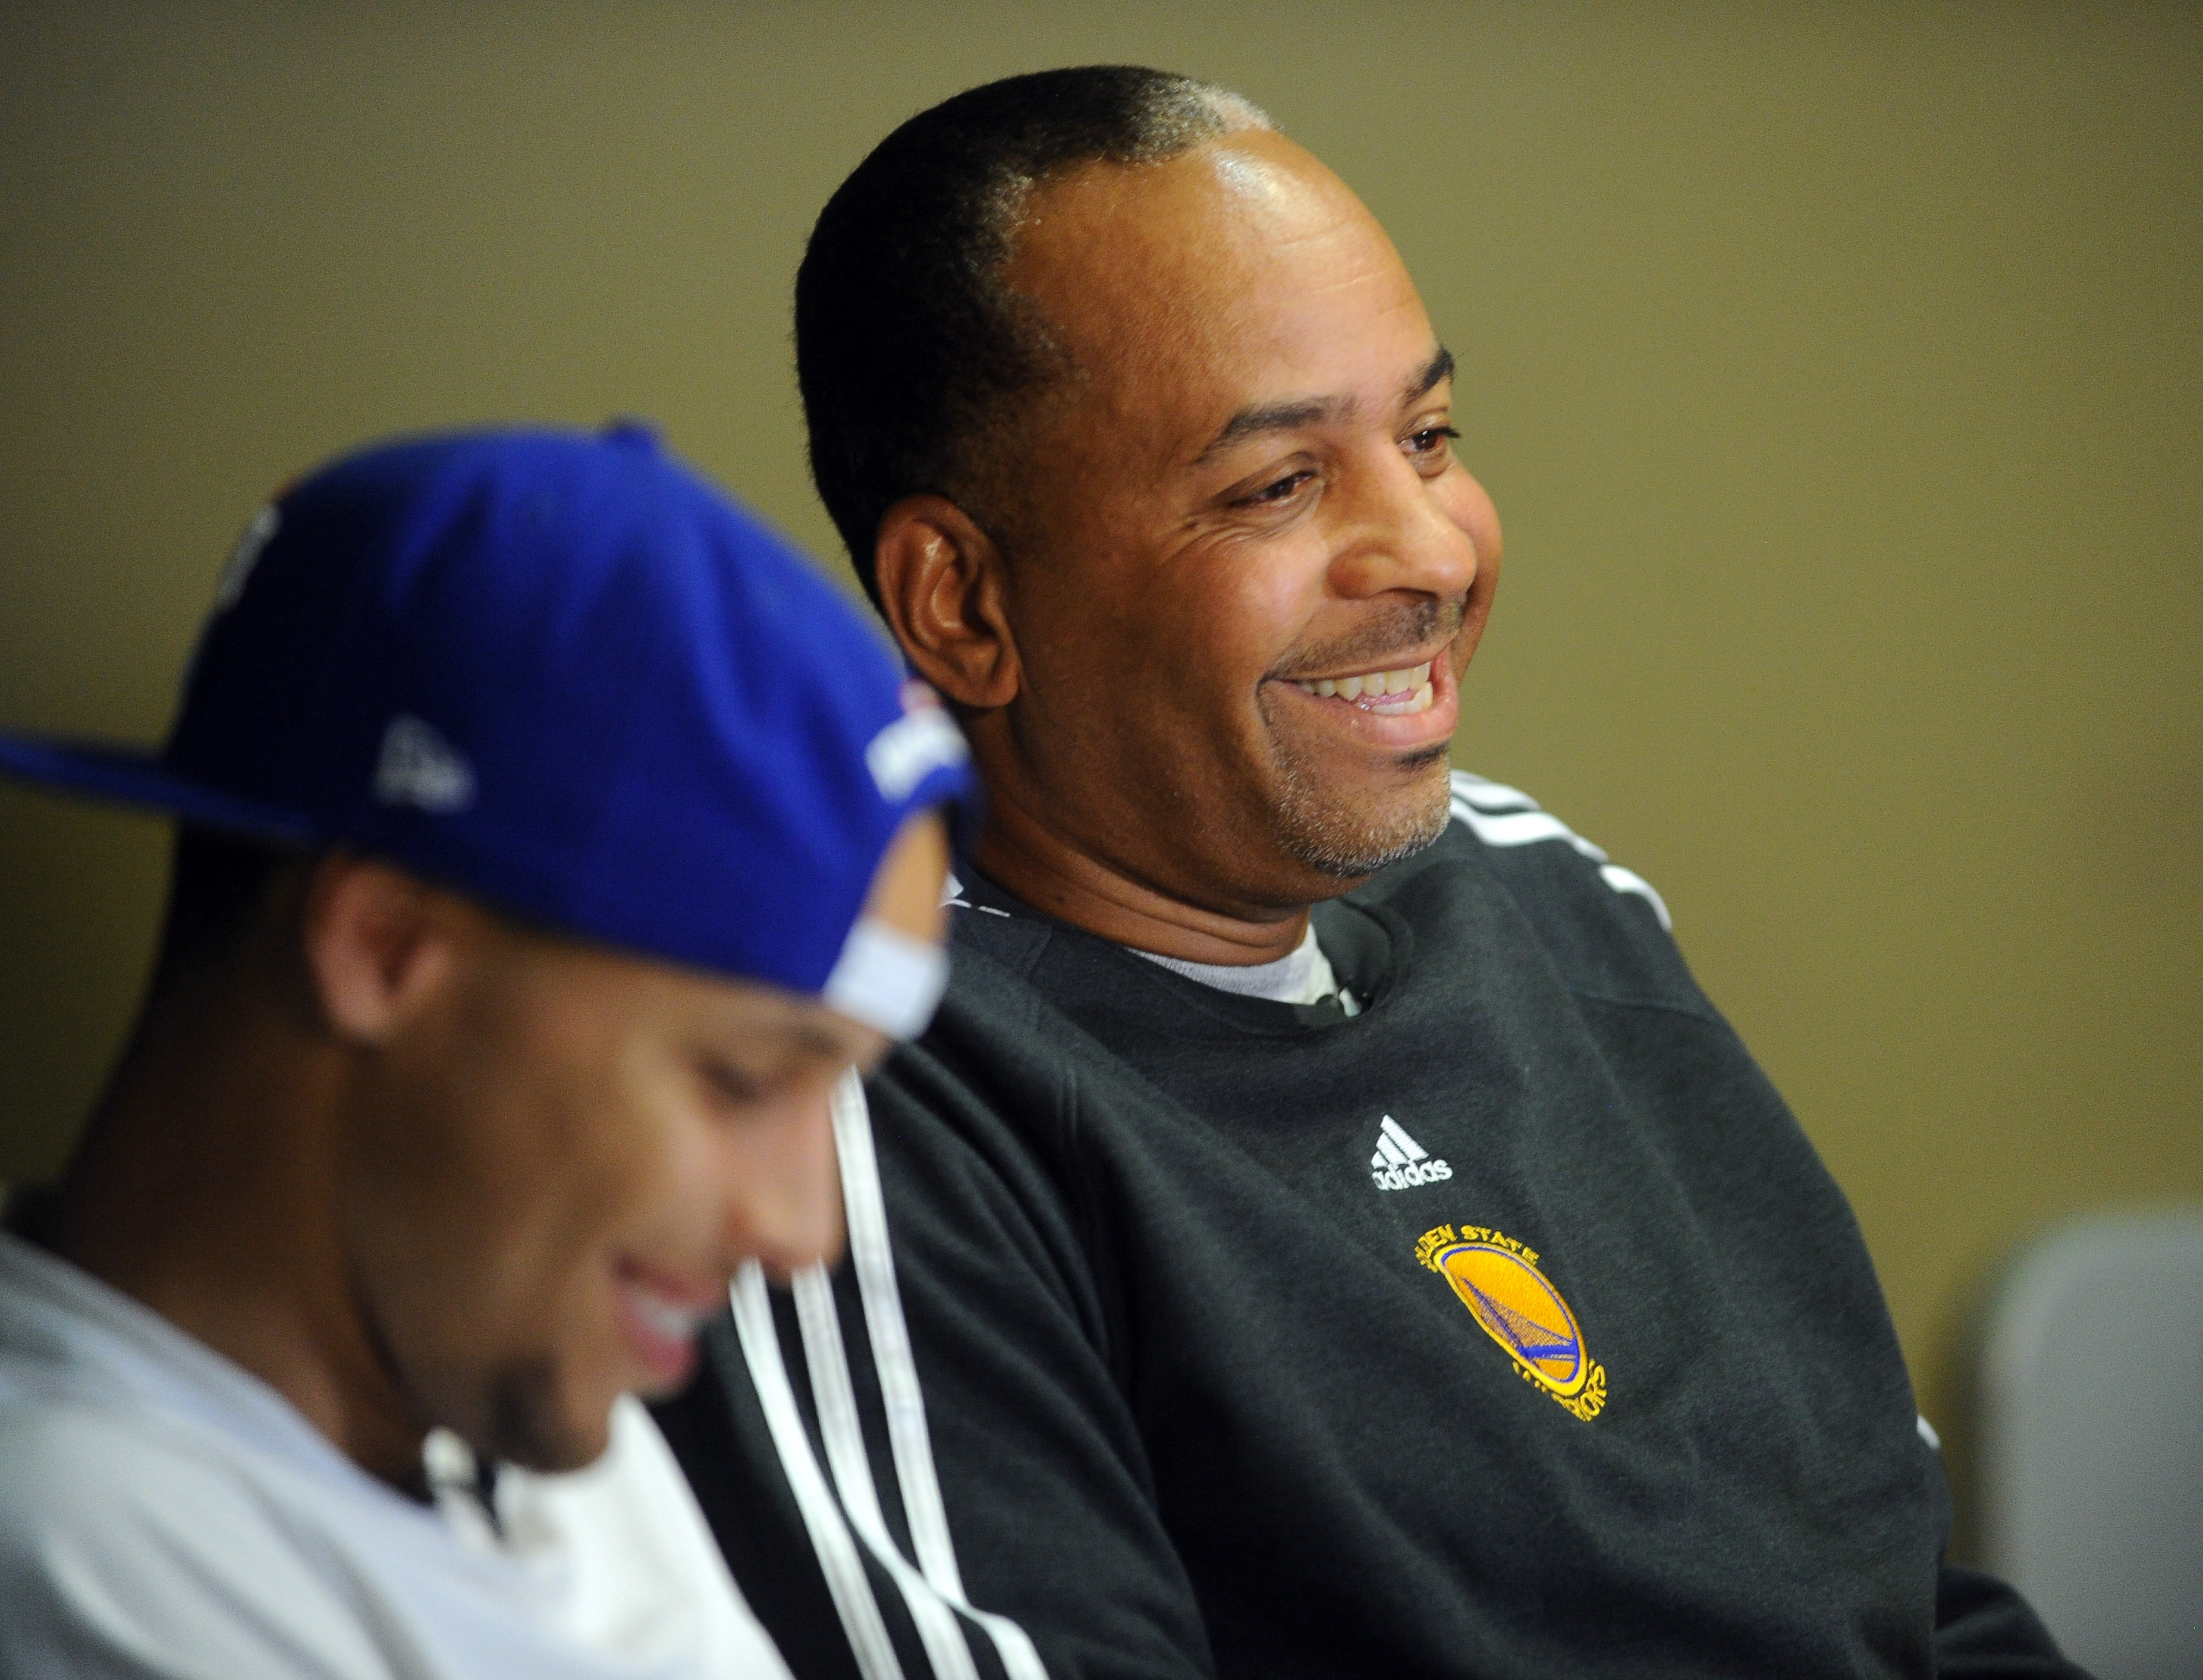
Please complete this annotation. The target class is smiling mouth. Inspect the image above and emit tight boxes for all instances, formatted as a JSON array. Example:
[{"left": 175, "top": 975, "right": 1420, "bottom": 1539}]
[
  {"left": 614, "top": 1261, "right": 724, "bottom": 1386},
  {"left": 623, "top": 1281, "right": 715, "bottom": 1341},
  {"left": 1289, "top": 659, "right": 1435, "bottom": 716}
]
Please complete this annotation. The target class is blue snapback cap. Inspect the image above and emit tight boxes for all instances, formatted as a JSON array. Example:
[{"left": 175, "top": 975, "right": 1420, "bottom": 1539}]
[{"left": 0, "top": 423, "right": 973, "bottom": 1031}]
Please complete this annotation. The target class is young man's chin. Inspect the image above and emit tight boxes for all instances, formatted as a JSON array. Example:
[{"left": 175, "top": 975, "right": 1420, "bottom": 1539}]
[{"left": 477, "top": 1355, "right": 615, "bottom": 1474}]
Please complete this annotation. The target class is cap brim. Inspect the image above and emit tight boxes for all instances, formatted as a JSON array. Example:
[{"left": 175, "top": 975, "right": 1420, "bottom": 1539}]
[{"left": 0, "top": 732, "right": 318, "bottom": 844}]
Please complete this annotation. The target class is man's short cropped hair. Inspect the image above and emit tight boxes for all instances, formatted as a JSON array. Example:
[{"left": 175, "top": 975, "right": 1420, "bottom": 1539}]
[{"left": 795, "top": 65, "right": 1270, "bottom": 605}]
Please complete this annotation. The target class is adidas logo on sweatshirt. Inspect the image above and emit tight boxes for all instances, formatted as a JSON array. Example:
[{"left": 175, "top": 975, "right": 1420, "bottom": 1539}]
[{"left": 1370, "top": 1115, "right": 1451, "bottom": 1191}]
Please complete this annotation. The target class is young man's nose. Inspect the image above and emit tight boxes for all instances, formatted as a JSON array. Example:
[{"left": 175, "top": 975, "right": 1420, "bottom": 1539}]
[{"left": 721, "top": 1085, "right": 847, "bottom": 1282}]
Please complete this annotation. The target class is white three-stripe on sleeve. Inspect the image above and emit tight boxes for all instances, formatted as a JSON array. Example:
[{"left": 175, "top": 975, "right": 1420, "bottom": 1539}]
[
  {"left": 733, "top": 1071, "right": 1049, "bottom": 1680},
  {"left": 730, "top": 1263, "right": 906, "bottom": 1680},
  {"left": 1448, "top": 771, "right": 1672, "bottom": 931}
]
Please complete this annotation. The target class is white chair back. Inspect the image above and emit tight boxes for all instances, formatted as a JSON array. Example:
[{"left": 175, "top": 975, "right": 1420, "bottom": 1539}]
[{"left": 1979, "top": 1207, "right": 2203, "bottom": 1679}]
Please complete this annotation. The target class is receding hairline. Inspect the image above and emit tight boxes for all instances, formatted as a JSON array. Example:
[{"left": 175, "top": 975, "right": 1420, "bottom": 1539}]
[
  {"left": 996, "top": 120, "right": 1394, "bottom": 346},
  {"left": 984, "top": 132, "right": 1444, "bottom": 493},
  {"left": 794, "top": 67, "right": 1288, "bottom": 594},
  {"left": 978, "top": 94, "right": 1281, "bottom": 370}
]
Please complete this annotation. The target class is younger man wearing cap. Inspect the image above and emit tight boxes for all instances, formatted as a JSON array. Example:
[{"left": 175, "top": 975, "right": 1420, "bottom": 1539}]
[{"left": 0, "top": 424, "right": 972, "bottom": 1678}]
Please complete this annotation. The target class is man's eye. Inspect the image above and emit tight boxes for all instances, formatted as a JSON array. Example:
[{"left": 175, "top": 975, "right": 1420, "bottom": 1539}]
[
  {"left": 1241, "top": 469, "right": 1315, "bottom": 506},
  {"left": 1406, "top": 426, "right": 1461, "bottom": 458},
  {"left": 697, "top": 1057, "right": 767, "bottom": 1108}
]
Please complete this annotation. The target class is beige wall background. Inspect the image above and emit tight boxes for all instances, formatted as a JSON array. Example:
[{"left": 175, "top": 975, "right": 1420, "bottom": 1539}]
[{"left": 2, "top": 2, "right": 2196, "bottom": 1552}]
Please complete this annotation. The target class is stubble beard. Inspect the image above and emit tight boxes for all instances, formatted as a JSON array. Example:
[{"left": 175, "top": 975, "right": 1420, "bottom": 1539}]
[{"left": 1269, "top": 741, "right": 1454, "bottom": 878}]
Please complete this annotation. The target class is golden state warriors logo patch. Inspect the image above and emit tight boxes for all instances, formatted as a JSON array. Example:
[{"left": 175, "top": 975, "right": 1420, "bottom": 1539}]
[{"left": 1416, "top": 1225, "right": 1607, "bottom": 1420}]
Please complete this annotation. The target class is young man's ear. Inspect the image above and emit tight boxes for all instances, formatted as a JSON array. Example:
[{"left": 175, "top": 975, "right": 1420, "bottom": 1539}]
[
  {"left": 299, "top": 854, "right": 461, "bottom": 1045},
  {"left": 872, "top": 495, "right": 1020, "bottom": 710}
]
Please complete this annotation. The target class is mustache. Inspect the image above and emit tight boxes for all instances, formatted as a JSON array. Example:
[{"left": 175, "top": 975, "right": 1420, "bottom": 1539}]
[{"left": 1272, "top": 594, "right": 1467, "bottom": 681}]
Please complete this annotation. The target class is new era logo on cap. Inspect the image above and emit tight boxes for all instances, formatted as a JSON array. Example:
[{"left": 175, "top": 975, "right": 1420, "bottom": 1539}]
[{"left": 373, "top": 716, "right": 476, "bottom": 814}]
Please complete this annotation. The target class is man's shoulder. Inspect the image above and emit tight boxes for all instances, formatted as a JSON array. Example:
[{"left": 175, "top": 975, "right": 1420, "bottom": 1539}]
[
  {"left": 886, "top": 875, "right": 1196, "bottom": 1196},
  {"left": 934, "top": 871, "right": 1110, "bottom": 1052},
  {"left": 941, "top": 869, "right": 1055, "bottom": 974},
  {"left": 1392, "top": 770, "right": 1665, "bottom": 924},
  {"left": 0, "top": 1388, "right": 389, "bottom": 1677},
  {"left": 0, "top": 1385, "right": 237, "bottom": 1517},
  {"left": 1404, "top": 770, "right": 1671, "bottom": 926},
  {"left": 1355, "top": 770, "right": 1711, "bottom": 1015},
  {"left": 0, "top": 1385, "right": 336, "bottom": 1577}
]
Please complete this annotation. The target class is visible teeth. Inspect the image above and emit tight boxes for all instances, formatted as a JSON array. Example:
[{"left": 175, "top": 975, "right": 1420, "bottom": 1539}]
[
  {"left": 1368, "top": 681, "right": 1437, "bottom": 716},
  {"left": 629, "top": 1288, "right": 703, "bottom": 1340},
  {"left": 1299, "top": 662, "right": 1437, "bottom": 707}
]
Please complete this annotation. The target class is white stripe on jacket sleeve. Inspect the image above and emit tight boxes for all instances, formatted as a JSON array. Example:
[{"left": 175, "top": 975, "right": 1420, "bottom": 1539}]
[
  {"left": 793, "top": 1262, "right": 982, "bottom": 1680},
  {"left": 730, "top": 1262, "right": 906, "bottom": 1680},
  {"left": 744, "top": 1070, "right": 1049, "bottom": 1680},
  {"left": 1450, "top": 770, "right": 1673, "bottom": 931},
  {"left": 818, "top": 1069, "right": 1051, "bottom": 1680}
]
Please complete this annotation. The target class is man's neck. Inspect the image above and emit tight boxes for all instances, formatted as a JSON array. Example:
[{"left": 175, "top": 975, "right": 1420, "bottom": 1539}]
[
  {"left": 970, "top": 788, "right": 1318, "bottom": 967},
  {"left": 41, "top": 986, "right": 432, "bottom": 1492}
]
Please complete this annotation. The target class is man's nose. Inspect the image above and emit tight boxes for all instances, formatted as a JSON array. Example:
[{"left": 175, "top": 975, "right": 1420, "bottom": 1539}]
[
  {"left": 1326, "top": 446, "right": 1481, "bottom": 603},
  {"left": 721, "top": 1078, "right": 847, "bottom": 1281}
]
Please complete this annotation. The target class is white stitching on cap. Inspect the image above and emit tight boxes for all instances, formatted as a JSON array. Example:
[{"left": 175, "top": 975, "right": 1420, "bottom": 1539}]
[
  {"left": 864, "top": 708, "right": 967, "bottom": 802},
  {"left": 212, "top": 505, "right": 280, "bottom": 612}
]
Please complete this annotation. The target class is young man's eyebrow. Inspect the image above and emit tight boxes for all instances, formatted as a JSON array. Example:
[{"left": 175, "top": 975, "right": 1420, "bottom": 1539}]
[
  {"left": 1190, "top": 345, "right": 1456, "bottom": 467},
  {"left": 792, "top": 1021, "right": 857, "bottom": 1061}
]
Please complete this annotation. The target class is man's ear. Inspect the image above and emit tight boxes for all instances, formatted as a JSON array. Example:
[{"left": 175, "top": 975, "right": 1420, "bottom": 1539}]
[
  {"left": 872, "top": 495, "right": 1020, "bottom": 710},
  {"left": 298, "top": 854, "right": 461, "bottom": 1046}
]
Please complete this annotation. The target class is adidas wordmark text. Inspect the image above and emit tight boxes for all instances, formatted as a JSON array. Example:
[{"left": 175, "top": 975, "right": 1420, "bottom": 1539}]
[{"left": 1371, "top": 1115, "right": 1451, "bottom": 1191}]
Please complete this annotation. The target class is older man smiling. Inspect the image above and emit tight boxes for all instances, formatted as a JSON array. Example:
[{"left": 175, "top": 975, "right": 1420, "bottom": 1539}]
[{"left": 662, "top": 68, "right": 2086, "bottom": 1680}]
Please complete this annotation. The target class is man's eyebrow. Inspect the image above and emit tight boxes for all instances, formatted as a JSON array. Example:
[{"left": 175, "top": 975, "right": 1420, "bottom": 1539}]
[
  {"left": 1190, "top": 345, "right": 1457, "bottom": 468},
  {"left": 1193, "top": 396, "right": 1344, "bottom": 465},
  {"left": 793, "top": 1021, "right": 858, "bottom": 1061},
  {"left": 1404, "top": 345, "right": 1455, "bottom": 406}
]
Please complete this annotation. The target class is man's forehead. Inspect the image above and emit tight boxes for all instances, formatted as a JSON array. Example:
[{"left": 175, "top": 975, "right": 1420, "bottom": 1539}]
[
  {"left": 1007, "top": 137, "right": 1439, "bottom": 470},
  {"left": 1012, "top": 132, "right": 1371, "bottom": 329},
  {"left": 495, "top": 917, "right": 864, "bottom": 1057}
]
